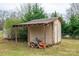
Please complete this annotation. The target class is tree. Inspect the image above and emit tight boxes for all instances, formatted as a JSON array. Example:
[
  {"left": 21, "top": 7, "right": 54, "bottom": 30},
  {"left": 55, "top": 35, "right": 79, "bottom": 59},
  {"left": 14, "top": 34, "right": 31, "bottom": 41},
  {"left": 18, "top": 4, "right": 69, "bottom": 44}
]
[
  {"left": 68, "top": 15, "right": 79, "bottom": 37},
  {"left": 67, "top": 3, "right": 79, "bottom": 18},
  {"left": 51, "top": 11, "right": 58, "bottom": 17},
  {"left": 66, "top": 3, "right": 79, "bottom": 38},
  {"left": 15, "top": 3, "right": 48, "bottom": 41},
  {"left": 32, "top": 3, "right": 48, "bottom": 19},
  {"left": 21, "top": 3, "right": 48, "bottom": 22},
  {"left": 3, "top": 18, "right": 23, "bottom": 39}
]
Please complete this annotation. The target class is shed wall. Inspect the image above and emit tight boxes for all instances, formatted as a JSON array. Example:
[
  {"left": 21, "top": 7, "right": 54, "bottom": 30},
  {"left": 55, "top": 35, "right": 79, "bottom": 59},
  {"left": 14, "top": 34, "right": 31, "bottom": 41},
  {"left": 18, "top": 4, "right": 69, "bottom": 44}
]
[
  {"left": 28, "top": 19, "right": 61, "bottom": 45},
  {"left": 29, "top": 24, "right": 53, "bottom": 45},
  {"left": 53, "top": 19, "right": 61, "bottom": 44},
  {"left": 46, "top": 23, "right": 53, "bottom": 45},
  {"left": 57, "top": 20, "right": 61, "bottom": 42},
  {"left": 29, "top": 25, "right": 44, "bottom": 42}
]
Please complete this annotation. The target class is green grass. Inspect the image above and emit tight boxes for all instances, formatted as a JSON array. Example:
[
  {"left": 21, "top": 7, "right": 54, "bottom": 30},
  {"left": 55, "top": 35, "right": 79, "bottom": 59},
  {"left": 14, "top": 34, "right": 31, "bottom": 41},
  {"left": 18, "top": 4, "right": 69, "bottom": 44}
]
[
  {"left": 0, "top": 32, "right": 79, "bottom": 56},
  {"left": 0, "top": 31, "right": 3, "bottom": 40},
  {"left": 0, "top": 39, "right": 79, "bottom": 56}
]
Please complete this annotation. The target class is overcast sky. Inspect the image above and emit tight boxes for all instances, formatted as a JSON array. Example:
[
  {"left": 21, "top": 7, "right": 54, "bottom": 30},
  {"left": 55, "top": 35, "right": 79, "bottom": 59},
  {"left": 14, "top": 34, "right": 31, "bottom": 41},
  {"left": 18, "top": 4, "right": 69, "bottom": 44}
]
[
  {"left": 0, "top": 3, "right": 71, "bottom": 19},
  {"left": 0, "top": 3, "right": 70, "bottom": 13}
]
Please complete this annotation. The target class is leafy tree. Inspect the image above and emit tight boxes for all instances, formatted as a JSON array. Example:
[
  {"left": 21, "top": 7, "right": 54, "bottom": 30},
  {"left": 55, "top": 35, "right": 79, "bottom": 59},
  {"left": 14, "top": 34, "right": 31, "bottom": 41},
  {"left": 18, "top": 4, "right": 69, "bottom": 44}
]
[
  {"left": 3, "top": 18, "right": 23, "bottom": 39},
  {"left": 4, "top": 18, "right": 23, "bottom": 29},
  {"left": 66, "top": 3, "right": 79, "bottom": 39},
  {"left": 60, "top": 17, "right": 67, "bottom": 35},
  {"left": 32, "top": 4, "right": 48, "bottom": 19},
  {"left": 22, "top": 3, "right": 48, "bottom": 22},
  {"left": 16, "top": 3, "right": 48, "bottom": 41},
  {"left": 68, "top": 15, "right": 79, "bottom": 38}
]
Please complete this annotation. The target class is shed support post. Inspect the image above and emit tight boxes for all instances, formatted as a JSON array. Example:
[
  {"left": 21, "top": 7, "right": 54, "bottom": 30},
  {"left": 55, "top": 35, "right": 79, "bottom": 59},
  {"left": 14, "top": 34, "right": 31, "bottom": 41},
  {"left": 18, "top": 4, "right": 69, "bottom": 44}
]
[
  {"left": 44, "top": 24, "right": 46, "bottom": 44},
  {"left": 28, "top": 26, "right": 30, "bottom": 46},
  {"left": 52, "top": 23, "right": 54, "bottom": 44},
  {"left": 15, "top": 27, "right": 18, "bottom": 44}
]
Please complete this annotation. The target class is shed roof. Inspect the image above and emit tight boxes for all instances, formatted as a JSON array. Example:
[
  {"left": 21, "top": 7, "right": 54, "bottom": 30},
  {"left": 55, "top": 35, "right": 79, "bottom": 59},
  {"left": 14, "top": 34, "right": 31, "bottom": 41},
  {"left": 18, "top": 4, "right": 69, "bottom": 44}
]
[
  {"left": 13, "top": 17, "right": 61, "bottom": 27},
  {"left": 21, "top": 19, "right": 53, "bottom": 25},
  {"left": 21, "top": 17, "right": 60, "bottom": 24}
]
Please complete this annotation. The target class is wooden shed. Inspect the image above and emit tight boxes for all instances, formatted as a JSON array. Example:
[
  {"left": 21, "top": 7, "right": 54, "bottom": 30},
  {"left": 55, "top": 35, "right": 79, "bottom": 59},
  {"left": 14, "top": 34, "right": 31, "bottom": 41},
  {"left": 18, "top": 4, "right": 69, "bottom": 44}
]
[{"left": 13, "top": 17, "right": 61, "bottom": 46}]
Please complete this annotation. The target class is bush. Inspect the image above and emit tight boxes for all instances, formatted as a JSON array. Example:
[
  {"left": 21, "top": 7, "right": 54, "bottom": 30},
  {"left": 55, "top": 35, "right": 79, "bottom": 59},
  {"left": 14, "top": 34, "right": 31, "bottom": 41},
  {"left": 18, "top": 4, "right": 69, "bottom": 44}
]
[
  {"left": 3, "top": 18, "right": 24, "bottom": 39},
  {"left": 18, "top": 29, "right": 28, "bottom": 42}
]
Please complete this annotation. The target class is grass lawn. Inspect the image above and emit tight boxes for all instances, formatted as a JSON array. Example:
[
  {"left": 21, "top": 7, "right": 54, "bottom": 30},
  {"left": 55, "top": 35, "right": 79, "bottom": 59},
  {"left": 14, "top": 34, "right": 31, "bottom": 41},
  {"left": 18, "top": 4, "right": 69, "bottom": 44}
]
[
  {"left": 0, "top": 32, "right": 79, "bottom": 56},
  {"left": 0, "top": 31, "right": 3, "bottom": 38}
]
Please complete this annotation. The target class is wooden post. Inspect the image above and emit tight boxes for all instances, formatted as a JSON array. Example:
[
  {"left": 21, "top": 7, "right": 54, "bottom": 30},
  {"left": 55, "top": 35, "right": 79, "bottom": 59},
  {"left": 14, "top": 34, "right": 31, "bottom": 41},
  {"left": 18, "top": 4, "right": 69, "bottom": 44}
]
[
  {"left": 44, "top": 24, "right": 46, "bottom": 45},
  {"left": 15, "top": 27, "right": 18, "bottom": 44},
  {"left": 52, "top": 23, "right": 54, "bottom": 44},
  {"left": 24, "top": 25, "right": 27, "bottom": 42},
  {"left": 27, "top": 25, "right": 30, "bottom": 46}
]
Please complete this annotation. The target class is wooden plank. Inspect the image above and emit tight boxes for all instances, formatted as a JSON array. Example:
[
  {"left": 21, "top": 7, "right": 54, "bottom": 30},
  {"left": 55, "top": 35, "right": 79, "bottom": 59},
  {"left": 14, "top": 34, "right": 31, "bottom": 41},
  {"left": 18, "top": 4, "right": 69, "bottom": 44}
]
[
  {"left": 27, "top": 26, "right": 30, "bottom": 46},
  {"left": 52, "top": 23, "right": 54, "bottom": 44},
  {"left": 44, "top": 24, "right": 46, "bottom": 44},
  {"left": 56, "top": 20, "right": 58, "bottom": 43},
  {"left": 15, "top": 27, "right": 18, "bottom": 44}
]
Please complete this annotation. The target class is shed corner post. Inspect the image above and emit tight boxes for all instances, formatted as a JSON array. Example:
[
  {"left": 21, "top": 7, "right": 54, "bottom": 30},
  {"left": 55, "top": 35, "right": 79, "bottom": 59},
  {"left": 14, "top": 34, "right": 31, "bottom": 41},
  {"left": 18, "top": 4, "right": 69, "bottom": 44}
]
[
  {"left": 44, "top": 24, "right": 47, "bottom": 45},
  {"left": 14, "top": 27, "right": 18, "bottom": 45},
  {"left": 27, "top": 25, "right": 30, "bottom": 46}
]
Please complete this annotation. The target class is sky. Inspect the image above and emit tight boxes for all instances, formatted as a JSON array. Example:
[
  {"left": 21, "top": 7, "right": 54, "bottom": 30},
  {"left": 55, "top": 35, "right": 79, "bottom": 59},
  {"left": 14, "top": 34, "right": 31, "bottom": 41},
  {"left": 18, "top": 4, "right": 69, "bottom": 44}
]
[
  {"left": 40, "top": 3, "right": 70, "bottom": 16},
  {"left": 0, "top": 0, "right": 74, "bottom": 17},
  {"left": 0, "top": 3, "right": 70, "bottom": 15}
]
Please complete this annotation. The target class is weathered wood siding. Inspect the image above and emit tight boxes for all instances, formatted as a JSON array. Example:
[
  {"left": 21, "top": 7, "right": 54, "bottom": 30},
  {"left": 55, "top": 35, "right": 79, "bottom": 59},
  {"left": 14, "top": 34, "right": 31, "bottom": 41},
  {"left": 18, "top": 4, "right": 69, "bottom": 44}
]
[
  {"left": 29, "top": 24, "right": 53, "bottom": 45},
  {"left": 57, "top": 20, "right": 61, "bottom": 43},
  {"left": 29, "top": 25, "right": 44, "bottom": 42},
  {"left": 53, "top": 19, "right": 61, "bottom": 44},
  {"left": 46, "top": 23, "right": 53, "bottom": 45},
  {"left": 28, "top": 19, "right": 61, "bottom": 45}
]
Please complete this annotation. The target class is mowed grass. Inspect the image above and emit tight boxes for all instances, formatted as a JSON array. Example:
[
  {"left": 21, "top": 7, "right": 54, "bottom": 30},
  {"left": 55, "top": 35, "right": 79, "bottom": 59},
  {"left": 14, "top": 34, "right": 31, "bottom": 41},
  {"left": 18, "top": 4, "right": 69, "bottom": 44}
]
[
  {"left": 0, "top": 32, "right": 79, "bottom": 56},
  {"left": 0, "top": 31, "right": 3, "bottom": 39}
]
